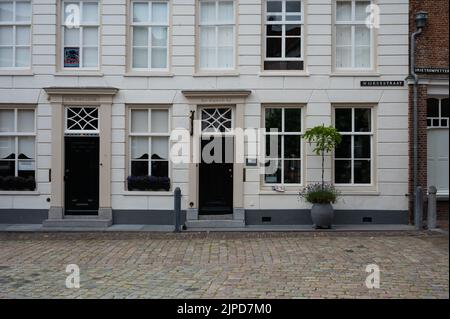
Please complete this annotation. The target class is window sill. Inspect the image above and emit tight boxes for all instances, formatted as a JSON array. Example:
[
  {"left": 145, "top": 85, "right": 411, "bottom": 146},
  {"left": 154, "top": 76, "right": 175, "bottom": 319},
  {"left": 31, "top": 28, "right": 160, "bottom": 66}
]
[
  {"left": 330, "top": 72, "right": 380, "bottom": 77},
  {"left": 259, "top": 71, "right": 309, "bottom": 77},
  {"left": 193, "top": 71, "right": 240, "bottom": 77},
  {"left": 0, "top": 70, "right": 34, "bottom": 76},
  {"left": 55, "top": 71, "right": 104, "bottom": 77},
  {"left": 122, "top": 190, "right": 173, "bottom": 196},
  {"left": 0, "top": 191, "right": 40, "bottom": 195},
  {"left": 124, "top": 72, "right": 174, "bottom": 77}
]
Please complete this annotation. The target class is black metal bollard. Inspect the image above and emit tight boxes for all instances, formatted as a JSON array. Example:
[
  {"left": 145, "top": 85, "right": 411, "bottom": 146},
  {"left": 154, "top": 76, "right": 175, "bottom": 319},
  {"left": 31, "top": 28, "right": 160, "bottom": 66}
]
[{"left": 174, "top": 187, "right": 181, "bottom": 232}]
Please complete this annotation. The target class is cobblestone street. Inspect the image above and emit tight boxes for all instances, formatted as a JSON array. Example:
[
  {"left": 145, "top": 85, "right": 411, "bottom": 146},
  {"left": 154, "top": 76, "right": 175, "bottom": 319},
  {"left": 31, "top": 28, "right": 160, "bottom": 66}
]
[{"left": 0, "top": 231, "right": 448, "bottom": 299}]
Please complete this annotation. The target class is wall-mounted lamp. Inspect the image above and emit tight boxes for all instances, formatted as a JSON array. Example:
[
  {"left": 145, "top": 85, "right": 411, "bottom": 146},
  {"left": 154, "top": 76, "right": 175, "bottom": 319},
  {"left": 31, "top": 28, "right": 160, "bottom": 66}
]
[{"left": 415, "top": 11, "right": 428, "bottom": 29}]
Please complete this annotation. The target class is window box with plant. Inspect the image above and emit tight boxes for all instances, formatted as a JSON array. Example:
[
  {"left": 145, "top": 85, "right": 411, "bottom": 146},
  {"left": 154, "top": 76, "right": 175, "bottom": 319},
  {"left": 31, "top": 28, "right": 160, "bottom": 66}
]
[{"left": 301, "top": 125, "right": 342, "bottom": 229}]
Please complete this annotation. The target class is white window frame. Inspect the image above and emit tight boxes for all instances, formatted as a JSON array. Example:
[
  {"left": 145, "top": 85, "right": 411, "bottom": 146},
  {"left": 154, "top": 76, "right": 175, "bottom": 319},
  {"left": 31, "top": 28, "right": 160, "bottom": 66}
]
[
  {"left": 128, "top": 106, "right": 171, "bottom": 180},
  {"left": 262, "top": 106, "right": 303, "bottom": 187},
  {"left": 61, "top": 0, "right": 100, "bottom": 70},
  {"left": 333, "top": 0, "right": 373, "bottom": 71},
  {"left": 0, "top": 0, "right": 32, "bottom": 69},
  {"left": 427, "top": 97, "right": 449, "bottom": 129},
  {"left": 130, "top": 0, "right": 170, "bottom": 71},
  {"left": 333, "top": 106, "right": 374, "bottom": 186},
  {"left": 264, "top": 0, "right": 304, "bottom": 64},
  {"left": 198, "top": 0, "right": 236, "bottom": 71},
  {"left": 0, "top": 106, "right": 36, "bottom": 180}
]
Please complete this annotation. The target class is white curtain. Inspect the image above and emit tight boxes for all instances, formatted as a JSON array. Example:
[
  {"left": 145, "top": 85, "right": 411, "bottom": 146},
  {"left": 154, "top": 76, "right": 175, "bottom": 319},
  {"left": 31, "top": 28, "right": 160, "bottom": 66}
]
[
  {"left": 152, "top": 137, "right": 168, "bottom": 159},
  {"left": 133, "top": 27, "right": 148, "bottom": 46},
  {"left": 200, "top": 1, "right": 216, "bottom": 24},
  {"left": 17, "top": 110, "right": 34, "bottom": 132},
  {"left": 82, "top": 2, "right": 98, "bottom": 23},
  {"left": 0, "top": 26, "right": 12, "bottom": 45},
  {"left": 19, "top": 137, "right": 34, "bottom": 158},
  {"left": 218, "top": 1, "right": 234, "bottom": 23},
  {"left": 83, "top": 27, "right": 98, "bottom": 46},
  {"left": 131, "top": 109, "right": 148, "bottom": 133},
  {"left": 0, "top": 1, "right": 13, "bottom": 21},
  {"left": 16, "top": 1, "right": 31, "bottom": 22},
  {"left": 200, "top": 27, "right": 216, "bottom": 68},
  {"left": 152, "top": 2, "right": 168, "bottom": 24},
  {"left": 355, "top": 26, "right": 370, "bottom": 68},
  {"left": 0, "top": 137, "right": 14, "bottom": 159},
  {"left": 355, "top": 1, "right": 371, "bottom": 21},
  {"left": 133, "top": 2, "right": 149, "bottom": 23},
  {"left": 336, "top": 25, "right": 351, "bottom": 68},
  {"left": 151, "top": 110, "right": 168, "bottom": 133},
  {"left": 133, "top": 47, "right": 148, "bottom": 68},
  {"left": 0, "top": 110, "right": 14, "bottom": 132},
  {"left": 82, "top": 47, "right": 98, "bottom": 67},
  {"left": 131, "top": 137, "right": 148, "bottom": 159},
  {"left": 64, "top": 27, "right": 79, "bottom": 46},
  {"left": 336, "top": 1, "right": 351, "bottom": 21}
]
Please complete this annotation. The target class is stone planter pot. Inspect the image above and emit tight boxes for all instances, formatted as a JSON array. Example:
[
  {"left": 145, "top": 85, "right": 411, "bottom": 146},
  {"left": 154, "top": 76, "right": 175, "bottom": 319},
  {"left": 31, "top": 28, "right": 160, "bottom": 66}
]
[{"left": 311, "top": 203, "right": 334, "bottom": 229}]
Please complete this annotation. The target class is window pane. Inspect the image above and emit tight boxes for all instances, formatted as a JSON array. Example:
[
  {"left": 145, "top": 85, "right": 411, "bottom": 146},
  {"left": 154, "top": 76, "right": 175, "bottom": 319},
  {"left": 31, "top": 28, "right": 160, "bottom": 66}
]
[
  {"left": 284, "top": 135, "right": 301, "bottom": 158},
  {"left": 218, "top": 26, "right": 233, "bottom": 46},
  {"left": 286, "top": 1, "right": 301, "bottom": 13},
  {"left": 133, "top": 27, "right": 148, "bottom": 46},
  {"left": 0, "top": 1, "right": 13, "bottom": 22},
  {"left": 15, "top": 26, "right": 30, "bottom": 45},
  {"left": 0, "top": 161, "right": 15, "bottom": 178},
  {"left": 17, "top": 160, "right": 35, "bottom": 179},
  {"left": 16, "top": 47, "right": 29, "bottom": 68},
  {"left": 0, "top": 110, "right": 14, "bottom": 132},
  {"left": 267, "top": 15, "right": 282, "bottom": 22},
  {"left": 267, "top": 1, "right": 282, "bottom": 13},
  {"left": 285, "top": 37, "right": 301, "bottom": 57},
  {"left": 133, "top": 47, "right": 148, "bottom": 68},
  {"left": 151, "top": 47, "right": 167, "bottom": 68},
  {"left": 355, "top": 1, "right": 371, "bottom": 21},
  {"left": 82, "top": 2, "right": 98, "bottom": 23},
  {"left": 152, "top": 2, "right": 168, "bottom": 24},
  {"left": 355, "top": 26, "right": 370, "bottom": 46},
  {"left": 266, "top": 25, "right": 282, "bottom": 36},
  {"left": 131, "top": 161, "right": 148, "bottom": 176},
  {"left": 355, "top": 46, "right": 370, "bottom": 68},
  {"left": 336, "top": 25, "right": 351, "bottom": 45},
  {"left": 266, "top": 38, "right": 282, "bottom": 58},
  {"left": 82, "top": 47, "right": 98, "bottom": 67},
  {"left": 335, "top": 160, "right": 351, "bottom": 183},
  {"left": 151, "top": 136, "right": 168, "bottom": 159},
  {"left": 0, "top": 136, "right": 14, "bottom": 159},
  {"left": 336, "top": 47, "right": 351, "bottom": 68},
  {"left": 433, "top": 119, "right": 439, "bottom": 126},
  {"left": 354, "top": 160, "right": 371, "bottom": 184},
  {"left": 131, "top": 137, "right": 148, "bottom": 159},
  {"left": 200, "top": 1, "right": 216, "bottom": 24},
  {"left": 355, "top": 108, "right": 371, "bottom": 132},
  {"left": 152, "top": 27, "right": 167, "bottom": 47},
  {"left": 218, "top": 46, "right": 233, "bottom": 68},
  {"left": 151, "top": 109, "right": 169, "bottom": 133},
  {"left": 200, "top": 47, "right": 216, "bottom": 69},
  {"left": 336, "top": 1, "right": 351, "bottom": 21},
  {"left": 151, "top": 160, "right": 168, "bottom": 177},
  {"left": 285, "top": 108, "right": 301, "bottom": 132},
  {"left": 284, "top": 160, "right": 301, "bottom": 183},
  {"left": 18, "top": 136, "right": 34, "bottom": 159},
  {"left": 64, "top": 27, "right": 79, "bottom": 46},
  {"left": 427, "top": 98, "right": 439, "bottom": 117},
  {"left": 442, "top": 98, "right": 449, "bottom": 117},
  {"left": 63, "top": 2, "right": 77, "bottom": 22},
  {"left": 17, "top": 109, "right": 34, "bottom": 132},
  {"left": 0, "top": 26, "right": 13, "bottom": 45},
  {"left": 218, "top": 1, "right": 234, "bottom": 23},
  {"left": 0, "top": 47, "right": 13, "bottom": 67},
  {"left": 133, "top": 2, "right": 149, "bottom": 23},
  {"left": 335, "top": 108, "right": 352, "bottom": 132},
  {"left": 286, "top": 15, "right": 301, "bottom": 21},
  {"left": 265, "top": 134, "right": 281, "bottom": 157},
  {"left": 131, "top": 109, "right": 148, "bottom": 133},
  {"left": 83, "top": 27, "right": 98, "bottom": 46},
  {"left": 286, "top": 25, "right": 301, "bottom": 36},
  {"left": 200, "top": 26, "right": 216, "bottom": 47},
  {"left": 335, "top": 135, "right": 351, "bottom": 158},
  {"left": 15, "top": 1, "right": 31, "bottom": 22},
  {"left": 264, "top": 159, "right": 281, "bottom": 183},
  {"left": 265, "top": 108, "right": 282, "bottom": 132},
  {"left": 354, "top": 135, "right": 371, "bottom": 158}
]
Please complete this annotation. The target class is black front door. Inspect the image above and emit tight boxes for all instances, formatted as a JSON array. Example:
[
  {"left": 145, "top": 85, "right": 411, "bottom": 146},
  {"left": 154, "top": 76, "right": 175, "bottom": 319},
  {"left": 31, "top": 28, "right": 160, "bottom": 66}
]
[
  {"left": 64, "top": 136, "right": 99, "bottom": 215},
  {"left": 199, "top": 136, "right": 233, "bottom": 215}
]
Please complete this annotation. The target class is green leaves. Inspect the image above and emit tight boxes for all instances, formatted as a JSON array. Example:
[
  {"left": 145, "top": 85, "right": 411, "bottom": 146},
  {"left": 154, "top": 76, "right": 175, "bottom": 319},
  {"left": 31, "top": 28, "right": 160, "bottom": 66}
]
[{"left": 303, "top": 125, "right": 342, "bottom": 156}]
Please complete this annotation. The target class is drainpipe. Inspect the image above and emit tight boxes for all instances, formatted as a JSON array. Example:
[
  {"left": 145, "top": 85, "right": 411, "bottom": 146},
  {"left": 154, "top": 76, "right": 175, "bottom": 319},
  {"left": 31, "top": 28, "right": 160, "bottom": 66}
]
[{"left": 409, "top": 11, "right": 428, "bottom": 230}]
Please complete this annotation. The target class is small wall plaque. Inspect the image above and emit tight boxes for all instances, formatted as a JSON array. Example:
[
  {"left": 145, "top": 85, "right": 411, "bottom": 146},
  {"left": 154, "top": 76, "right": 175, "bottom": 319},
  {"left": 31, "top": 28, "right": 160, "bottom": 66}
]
[
  {"left": 360, "top": 81, "right": 404, "bottom": 87},
  {"left": 415, "top": 67, "right": 449, "bottom": 74}
]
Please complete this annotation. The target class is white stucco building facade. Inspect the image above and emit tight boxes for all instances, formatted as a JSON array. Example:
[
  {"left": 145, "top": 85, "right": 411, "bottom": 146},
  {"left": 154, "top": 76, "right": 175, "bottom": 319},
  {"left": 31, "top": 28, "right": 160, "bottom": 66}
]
[{"left": 0, "top": 0, "right": 410, "bottom": 228}]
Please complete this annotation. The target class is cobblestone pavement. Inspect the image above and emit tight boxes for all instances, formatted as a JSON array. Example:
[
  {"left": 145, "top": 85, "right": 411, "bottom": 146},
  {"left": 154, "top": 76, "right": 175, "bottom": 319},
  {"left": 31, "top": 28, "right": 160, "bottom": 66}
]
[{"left": 0, "top": 231, "right": 448, "bottom": 299}]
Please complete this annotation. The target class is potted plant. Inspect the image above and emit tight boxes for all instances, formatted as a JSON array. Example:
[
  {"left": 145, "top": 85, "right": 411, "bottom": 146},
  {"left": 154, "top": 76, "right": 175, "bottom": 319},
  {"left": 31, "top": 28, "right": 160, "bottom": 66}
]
[{"left": 302, "top": 125, "right": 342, "bottom": 229}]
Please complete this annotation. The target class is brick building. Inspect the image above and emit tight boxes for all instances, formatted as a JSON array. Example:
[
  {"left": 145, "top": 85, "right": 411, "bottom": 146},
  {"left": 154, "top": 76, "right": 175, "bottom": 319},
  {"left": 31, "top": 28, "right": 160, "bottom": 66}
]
[{"left": 409, "top": 0, "right": 449, "bottom": 225}]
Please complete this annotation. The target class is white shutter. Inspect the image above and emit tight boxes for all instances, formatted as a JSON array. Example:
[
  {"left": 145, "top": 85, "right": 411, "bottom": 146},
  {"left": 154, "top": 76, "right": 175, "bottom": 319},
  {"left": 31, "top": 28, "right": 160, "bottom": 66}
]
[{"left": 428, "top": 129, "right": 449, "bottom": 194}]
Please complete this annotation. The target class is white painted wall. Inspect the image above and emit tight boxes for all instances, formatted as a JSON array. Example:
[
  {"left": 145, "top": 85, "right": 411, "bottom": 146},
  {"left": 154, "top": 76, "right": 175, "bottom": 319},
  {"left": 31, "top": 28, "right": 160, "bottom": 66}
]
[{"left": 0, "top": 0, "right": 410, "bottom": 212}]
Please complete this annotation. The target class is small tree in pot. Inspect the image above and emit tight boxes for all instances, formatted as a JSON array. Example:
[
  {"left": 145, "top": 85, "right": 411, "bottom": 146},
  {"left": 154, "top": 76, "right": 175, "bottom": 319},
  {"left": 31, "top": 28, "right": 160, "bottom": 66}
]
[{"left": 301, "top": 125, "right": 342, "bottom": 229}]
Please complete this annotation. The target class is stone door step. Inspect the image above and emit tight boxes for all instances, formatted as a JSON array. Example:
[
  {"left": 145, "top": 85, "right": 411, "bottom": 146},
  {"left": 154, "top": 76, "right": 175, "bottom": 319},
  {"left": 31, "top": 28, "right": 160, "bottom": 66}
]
[
  {"left": 43, "top": 218, "right": 112, "bottom": 228},
  {"left": 185, "top": 219, "right": 245, "bottom": 229}
]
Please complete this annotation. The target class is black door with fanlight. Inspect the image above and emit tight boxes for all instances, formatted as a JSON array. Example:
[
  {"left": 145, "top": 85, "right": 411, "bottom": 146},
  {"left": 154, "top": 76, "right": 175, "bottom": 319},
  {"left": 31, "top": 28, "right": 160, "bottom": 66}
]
[
  {"left": 199, "top": 136, "right": 233, "bottom": 215},
  {"left": 64, "top": 136, "right": 99, "bottom": 215}
]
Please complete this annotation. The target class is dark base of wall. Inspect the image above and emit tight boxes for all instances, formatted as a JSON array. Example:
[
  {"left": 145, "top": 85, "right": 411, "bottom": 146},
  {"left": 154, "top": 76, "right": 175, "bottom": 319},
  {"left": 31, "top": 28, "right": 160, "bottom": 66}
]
[
  {"left": 0, "top": 209, "right": 48, "bottom": 224},
  {"left": 113, "top": 210, "right": 186, "bottom": 225},
  {"left": 246, "top": 209, "right": 409, "bottom": 225}
]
